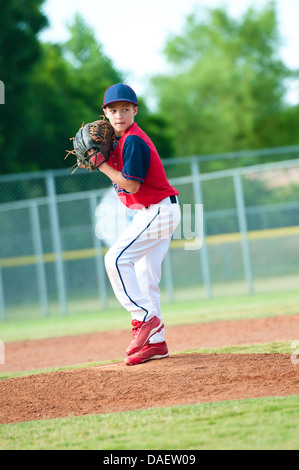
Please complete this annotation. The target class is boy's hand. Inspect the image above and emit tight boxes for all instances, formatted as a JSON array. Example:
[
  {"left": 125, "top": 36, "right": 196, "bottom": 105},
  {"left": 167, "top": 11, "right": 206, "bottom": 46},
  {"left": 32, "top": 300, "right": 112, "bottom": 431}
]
[
  {"left": 65, "top": 118, "right": 116, "bottom": 173},
  {"left": 89, "top": 150, "right": 106, "bottom": 169},
  {"left": 77, "top": 149, "right": 106, "bottom": 171}
]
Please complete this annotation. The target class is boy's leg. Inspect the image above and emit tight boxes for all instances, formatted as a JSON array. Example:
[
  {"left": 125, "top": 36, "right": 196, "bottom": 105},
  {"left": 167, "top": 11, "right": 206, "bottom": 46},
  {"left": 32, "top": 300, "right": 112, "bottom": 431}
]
[
  {"left": 105, "top": 203, "right": 180, "bottom": 322},
  {"left": 104, "top": 202, "right": 180, "bottom": 355},
  {"left": 134, "top": 238, "right": 171, "bottom": 343},
  {"left": 104, "top": 212, "right": 161, "bottom": 322}
]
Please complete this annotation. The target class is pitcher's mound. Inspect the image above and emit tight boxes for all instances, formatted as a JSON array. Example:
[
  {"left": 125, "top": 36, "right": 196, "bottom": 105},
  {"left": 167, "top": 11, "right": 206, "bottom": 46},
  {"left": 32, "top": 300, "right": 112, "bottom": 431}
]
[{"left": 1, "top": 353, "right": 298, "bottom": 424}]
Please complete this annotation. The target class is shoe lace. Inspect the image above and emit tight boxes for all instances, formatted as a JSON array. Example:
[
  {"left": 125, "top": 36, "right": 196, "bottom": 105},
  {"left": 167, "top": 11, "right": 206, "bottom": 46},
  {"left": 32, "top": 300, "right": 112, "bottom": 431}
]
[
  {"left": 131, "top": 320, "right": 143, "bottom": 340},
  {"left": 137, "top": 343, "right": 150, "bottom": 354}
]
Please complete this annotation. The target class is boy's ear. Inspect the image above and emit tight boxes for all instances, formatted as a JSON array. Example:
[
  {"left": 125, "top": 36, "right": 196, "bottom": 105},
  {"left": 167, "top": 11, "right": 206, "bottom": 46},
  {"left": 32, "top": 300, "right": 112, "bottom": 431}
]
[{"left": 133, "top": 106, "right": 138, "bottom": 117}]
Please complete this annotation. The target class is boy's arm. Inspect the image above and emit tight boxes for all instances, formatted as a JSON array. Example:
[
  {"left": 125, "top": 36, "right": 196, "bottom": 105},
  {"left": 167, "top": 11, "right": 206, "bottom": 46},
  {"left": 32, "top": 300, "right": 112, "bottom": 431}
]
[{"left": 99, "top": 162, "right": 141, "bottom": 194}]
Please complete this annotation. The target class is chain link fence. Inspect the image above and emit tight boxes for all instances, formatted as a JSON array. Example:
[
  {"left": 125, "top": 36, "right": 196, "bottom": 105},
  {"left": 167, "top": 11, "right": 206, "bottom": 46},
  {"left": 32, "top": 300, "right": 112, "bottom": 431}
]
[{"left": 1, "top": 145, "right": 299, "bottom": 320}]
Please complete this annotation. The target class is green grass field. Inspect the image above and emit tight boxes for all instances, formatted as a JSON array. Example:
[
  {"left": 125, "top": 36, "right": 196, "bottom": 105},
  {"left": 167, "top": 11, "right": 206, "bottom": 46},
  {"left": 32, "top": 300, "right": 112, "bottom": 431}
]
[
  {"left": 1, "top": 395, "right": 298, "bottom": 450},
  {"left": 1, "top": 289, "right": 299, "bottom": 343},
  {"left": 0, "top": 290, "right": 299, "bottom": 450}
]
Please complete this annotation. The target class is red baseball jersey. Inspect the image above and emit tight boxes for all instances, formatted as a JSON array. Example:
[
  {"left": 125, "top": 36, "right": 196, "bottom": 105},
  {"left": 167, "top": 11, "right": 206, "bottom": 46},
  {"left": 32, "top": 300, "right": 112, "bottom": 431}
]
[{"left": 107, "top": 123, "right": 179, "bottom": 209}]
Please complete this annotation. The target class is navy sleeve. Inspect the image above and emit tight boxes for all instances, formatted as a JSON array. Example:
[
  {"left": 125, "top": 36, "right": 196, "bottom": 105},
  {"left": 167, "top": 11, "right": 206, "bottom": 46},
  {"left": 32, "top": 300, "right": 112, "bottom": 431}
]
[{"left": 122, "top": 135, "right": 150, "bottom": 183}]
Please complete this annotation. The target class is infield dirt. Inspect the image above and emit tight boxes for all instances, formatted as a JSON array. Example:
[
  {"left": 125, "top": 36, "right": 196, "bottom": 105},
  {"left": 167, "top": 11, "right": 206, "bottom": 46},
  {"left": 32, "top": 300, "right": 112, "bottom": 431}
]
[{"left": 1, "top": 314, "right": 299, "bottom": 424}]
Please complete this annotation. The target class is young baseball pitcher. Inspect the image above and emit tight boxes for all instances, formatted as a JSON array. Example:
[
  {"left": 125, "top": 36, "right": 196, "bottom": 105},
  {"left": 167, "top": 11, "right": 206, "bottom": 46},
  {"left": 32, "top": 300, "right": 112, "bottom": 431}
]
[{"left": 83, "top": 84, "right": 181, "bottom": 365}]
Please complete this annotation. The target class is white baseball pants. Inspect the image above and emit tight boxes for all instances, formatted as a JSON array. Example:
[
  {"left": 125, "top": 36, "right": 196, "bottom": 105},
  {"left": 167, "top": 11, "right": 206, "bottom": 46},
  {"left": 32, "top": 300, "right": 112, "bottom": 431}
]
[{"left": 104, "top": 197, "right": 181, "bottom": 343}]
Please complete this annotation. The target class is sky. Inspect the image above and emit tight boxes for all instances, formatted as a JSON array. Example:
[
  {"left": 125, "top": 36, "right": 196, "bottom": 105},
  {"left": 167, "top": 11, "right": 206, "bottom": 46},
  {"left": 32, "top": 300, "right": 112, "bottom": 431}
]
[{"left": 39, "top": 0, "right": 299, "bottom": 102}]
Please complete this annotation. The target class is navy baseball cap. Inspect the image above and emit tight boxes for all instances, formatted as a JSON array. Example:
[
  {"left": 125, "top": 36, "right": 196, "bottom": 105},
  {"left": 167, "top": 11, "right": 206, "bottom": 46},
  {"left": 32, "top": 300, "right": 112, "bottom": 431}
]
[{"left": 102, "top": 83, "right": 138, "bottom": 108}]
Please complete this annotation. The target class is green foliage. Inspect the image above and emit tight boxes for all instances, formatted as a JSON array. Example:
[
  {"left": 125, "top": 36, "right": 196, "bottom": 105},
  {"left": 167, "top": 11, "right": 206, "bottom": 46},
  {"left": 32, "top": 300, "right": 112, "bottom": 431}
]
[
  {"left": 0, "top": 8, "right": 175, "bottom": 173},
  {"left": 151, "top": 2, "right": 299, "bottom": 164},
  {"left": 20, "top": 15, "right": 123, "bottom": 172},
  {"left": 135, "top": 98, "right": 175, "bottom": 158},
  {"left": 2, "top": 2, "right": 299, "bottom": 174},
  {"left": 0, "top": 0, "right": 48, "bottom": 172}
]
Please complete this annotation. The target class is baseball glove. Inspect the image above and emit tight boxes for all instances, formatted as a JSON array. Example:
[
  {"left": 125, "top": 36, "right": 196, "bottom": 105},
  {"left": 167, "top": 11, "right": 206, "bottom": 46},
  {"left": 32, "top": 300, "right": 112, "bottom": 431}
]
[{"left": 65, "top": 117, "right": 116, "bottom": 173}]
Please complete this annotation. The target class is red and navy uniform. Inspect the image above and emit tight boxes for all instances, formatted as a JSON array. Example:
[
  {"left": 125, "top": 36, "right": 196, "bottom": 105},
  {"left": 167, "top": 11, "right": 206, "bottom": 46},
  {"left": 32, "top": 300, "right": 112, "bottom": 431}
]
[{"left": 107, "top": 122, "right": 179, "bottom": 209}]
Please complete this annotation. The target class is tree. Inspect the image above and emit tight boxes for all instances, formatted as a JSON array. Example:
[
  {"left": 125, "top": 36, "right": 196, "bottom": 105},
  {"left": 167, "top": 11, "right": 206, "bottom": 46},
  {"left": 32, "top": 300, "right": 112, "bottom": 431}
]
[
  {"left": 135, "top": 98, "right": 175, "bottom": 159},
  {"left": 151, "top": 2, "right": 299, "bottom": 165},
  {"left": 0, "top": 0, "right": 48, "bottom": 172},
  {"left": 16, "top": 14, "right": 124, "bottom": 172},
  {"left": 63, "top": 16, "right": 175, "bottom": 159},
  {"left": 4, "top": 13, "right": 174, "bottom": 173}
]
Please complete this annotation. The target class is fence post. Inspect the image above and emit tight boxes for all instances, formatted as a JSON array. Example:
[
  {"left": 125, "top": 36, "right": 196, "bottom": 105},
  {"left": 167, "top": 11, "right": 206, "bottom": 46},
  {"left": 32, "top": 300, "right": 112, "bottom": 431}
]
[
  {"left": 89, "top": 194, "right": 108, "bottom": 310},
  {"left": 191, "top": 158, "right": 213, "bottom": 299},
  {"left": 29, "top": 202, "right": 49, "bottom": 317},
  {"left": 46, "top": 172, "right": 68, "bottom": 315},
  {"left": 233, "top": 172, "right": 254, "bottom": 295},
  {"left": 0, "top": 262, "right": 6, "bottom": 320}
]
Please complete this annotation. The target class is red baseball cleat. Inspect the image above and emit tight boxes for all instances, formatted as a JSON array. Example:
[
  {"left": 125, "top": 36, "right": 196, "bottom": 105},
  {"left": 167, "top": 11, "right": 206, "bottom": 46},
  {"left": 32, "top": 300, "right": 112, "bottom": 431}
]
[
  {"left": 125, "top": 342, "right": 169, "bottom": 366},
  {"left": 126, "top": 316, "right": 163, "bottom": 356}
]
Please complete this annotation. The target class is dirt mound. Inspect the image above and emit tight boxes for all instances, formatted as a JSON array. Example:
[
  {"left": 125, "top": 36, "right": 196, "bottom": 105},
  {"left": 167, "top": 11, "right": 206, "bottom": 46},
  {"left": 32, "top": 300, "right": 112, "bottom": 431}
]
[
  {"left": 1, "top": 314, "right": 299, "bottom": 424},
  {"left": 1, "top": 353, "right": 298, "bottom": 424}
]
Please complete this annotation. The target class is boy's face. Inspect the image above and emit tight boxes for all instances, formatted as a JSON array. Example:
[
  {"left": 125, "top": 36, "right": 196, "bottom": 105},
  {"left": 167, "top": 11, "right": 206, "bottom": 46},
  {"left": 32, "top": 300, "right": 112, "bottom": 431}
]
[{"left": 103, "top": 101, "right": 138, "bottom": 137}]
